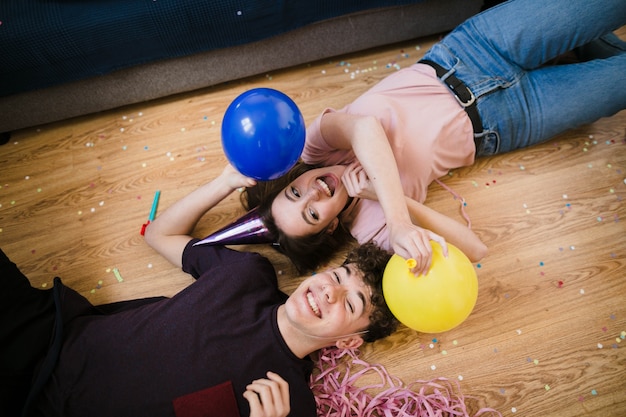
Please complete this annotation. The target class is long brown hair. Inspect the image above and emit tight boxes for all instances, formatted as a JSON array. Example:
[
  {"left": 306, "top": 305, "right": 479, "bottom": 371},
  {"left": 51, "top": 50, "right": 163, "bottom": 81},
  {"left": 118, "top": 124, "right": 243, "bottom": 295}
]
[{"left": 241, "top": 162, "right": 354, "bottom": 273}]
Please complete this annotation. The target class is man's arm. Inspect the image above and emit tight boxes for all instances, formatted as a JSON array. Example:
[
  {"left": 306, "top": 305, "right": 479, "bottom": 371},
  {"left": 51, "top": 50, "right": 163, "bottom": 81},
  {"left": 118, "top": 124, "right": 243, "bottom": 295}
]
[{"left": 144, "top": 165, "right": 256, "bottom": 267}]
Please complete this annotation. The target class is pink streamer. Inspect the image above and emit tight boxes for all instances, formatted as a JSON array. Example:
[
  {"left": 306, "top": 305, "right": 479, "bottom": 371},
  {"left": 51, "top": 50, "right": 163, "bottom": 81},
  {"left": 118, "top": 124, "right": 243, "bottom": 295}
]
[
  {"left": 434, "top": 179, "right": 472, "bottom": 229},
  {"left": 310, "top": 347, "right": 501, "bottom": 417}
]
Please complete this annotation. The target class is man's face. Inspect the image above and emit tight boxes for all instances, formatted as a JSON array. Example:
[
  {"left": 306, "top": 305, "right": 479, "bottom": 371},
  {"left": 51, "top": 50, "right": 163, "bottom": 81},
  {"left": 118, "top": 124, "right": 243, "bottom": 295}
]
[
  {"left": 284, "top": 263, "right": 373, "bottom": 341},
  {"left": 271, "top": 165, "right": 350, "bottom": 237}
]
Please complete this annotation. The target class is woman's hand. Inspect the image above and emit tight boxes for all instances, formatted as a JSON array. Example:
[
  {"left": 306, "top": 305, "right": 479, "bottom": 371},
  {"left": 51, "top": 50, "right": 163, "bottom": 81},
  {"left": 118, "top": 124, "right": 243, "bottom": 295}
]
[
  {"left": 244, "top": 371, "right": 290, "bottom": 417},
  {"left": 388, "top": 221, "right": 448, "bottom": 276},
  {"left": 341, "top": 161, "right": 378, "bottom": 201}
]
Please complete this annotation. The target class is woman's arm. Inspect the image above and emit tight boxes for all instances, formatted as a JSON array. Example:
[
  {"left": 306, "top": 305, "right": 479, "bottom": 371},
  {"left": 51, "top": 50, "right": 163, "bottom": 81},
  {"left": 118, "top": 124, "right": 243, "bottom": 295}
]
[
  {"left": 144, "top": 165, "right": 256, "bottom": 267},
  {"left": 320, "top": 112, "right": 445, "bottom": 274},
  {"left": 404, "top": 198, "right": 487, "bottom": 262},
  {"left": 341, "top": 161, "right": 487, "bottom": 262}
]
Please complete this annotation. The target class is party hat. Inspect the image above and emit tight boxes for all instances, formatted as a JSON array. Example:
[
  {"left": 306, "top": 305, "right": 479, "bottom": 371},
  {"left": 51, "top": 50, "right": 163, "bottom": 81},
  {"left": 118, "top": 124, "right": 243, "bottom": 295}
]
[{"left": 193, "top": 207, "right": 275, "bottom": 246}]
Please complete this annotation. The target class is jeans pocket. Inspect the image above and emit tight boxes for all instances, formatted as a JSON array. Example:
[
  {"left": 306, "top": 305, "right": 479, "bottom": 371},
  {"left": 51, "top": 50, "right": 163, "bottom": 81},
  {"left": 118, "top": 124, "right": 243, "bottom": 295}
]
[{"left": 476, "top": 131, "right": 500, "bottom": 156}]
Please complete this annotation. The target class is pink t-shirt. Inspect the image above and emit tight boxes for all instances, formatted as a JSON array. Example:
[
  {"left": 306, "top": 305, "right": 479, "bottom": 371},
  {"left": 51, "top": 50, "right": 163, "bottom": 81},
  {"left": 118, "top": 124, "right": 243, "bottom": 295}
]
[{"left": 302, "top": 63, "right": 476, "bottom": 249}]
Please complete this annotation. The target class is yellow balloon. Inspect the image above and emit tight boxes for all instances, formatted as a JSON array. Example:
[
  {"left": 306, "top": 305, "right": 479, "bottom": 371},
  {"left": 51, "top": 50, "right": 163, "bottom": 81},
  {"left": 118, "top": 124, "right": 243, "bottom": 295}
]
[{"left": 382, "top": 242, "right": 478, "bottom": 333}]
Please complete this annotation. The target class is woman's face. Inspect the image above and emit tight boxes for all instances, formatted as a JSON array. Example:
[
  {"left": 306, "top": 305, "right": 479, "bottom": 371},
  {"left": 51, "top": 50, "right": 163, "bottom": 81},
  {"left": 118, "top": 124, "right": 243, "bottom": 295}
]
[{"left": 271, "top": 165, "right": 350, "bottom": 237}]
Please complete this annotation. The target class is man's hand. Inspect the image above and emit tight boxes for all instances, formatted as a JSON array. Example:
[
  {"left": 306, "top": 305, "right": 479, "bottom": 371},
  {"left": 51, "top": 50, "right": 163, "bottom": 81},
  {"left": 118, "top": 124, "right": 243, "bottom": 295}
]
[
  {"left": 243, "top": 371, "right": 290, "bottom": 417},
  {"left": 220, "top": 164, "right": 257, "bottom": 190}
]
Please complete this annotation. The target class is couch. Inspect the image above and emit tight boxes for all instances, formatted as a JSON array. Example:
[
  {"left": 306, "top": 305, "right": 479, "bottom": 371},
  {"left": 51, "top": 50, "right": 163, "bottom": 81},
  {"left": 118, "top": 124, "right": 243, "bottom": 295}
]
[{"left": 0, "top": 0, "right": 483, "bottom": 137}]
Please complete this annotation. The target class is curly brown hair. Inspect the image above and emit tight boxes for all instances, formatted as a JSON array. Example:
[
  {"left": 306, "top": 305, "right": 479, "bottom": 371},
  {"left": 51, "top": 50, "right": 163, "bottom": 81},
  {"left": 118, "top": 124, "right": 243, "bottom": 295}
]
[
  {"left": 241, "top": 162, "right": 354, "bottom": 273},
  {"left": 343, "top": 242, "right": 399, "bottom": 342}
]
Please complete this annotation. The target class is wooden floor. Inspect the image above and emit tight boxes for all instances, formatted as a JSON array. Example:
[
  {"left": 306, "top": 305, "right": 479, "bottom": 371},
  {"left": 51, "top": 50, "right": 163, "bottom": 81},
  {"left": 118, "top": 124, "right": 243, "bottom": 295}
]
[{"left": 1, "top": 28, "right": 625, "bottom": 417}]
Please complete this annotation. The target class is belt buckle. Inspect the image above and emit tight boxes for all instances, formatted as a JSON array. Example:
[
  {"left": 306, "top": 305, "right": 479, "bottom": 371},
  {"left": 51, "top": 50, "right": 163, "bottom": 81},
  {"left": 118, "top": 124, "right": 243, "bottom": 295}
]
[{"left": 453, "top": 86, "right": 476, "bottom": 108}]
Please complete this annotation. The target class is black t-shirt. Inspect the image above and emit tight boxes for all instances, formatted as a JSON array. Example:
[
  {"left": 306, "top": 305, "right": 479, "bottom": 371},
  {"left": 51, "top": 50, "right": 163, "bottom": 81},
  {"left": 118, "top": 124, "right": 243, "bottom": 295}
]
[{"left": 35, "top": 241, "right": 315, "bottom": 417}]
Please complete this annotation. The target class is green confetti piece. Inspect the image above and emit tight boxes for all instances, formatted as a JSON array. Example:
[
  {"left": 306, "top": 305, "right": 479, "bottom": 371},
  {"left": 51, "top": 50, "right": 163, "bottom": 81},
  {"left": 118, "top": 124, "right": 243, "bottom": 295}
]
[{"left": 113, "top": 268, "right": 124, "bottom": 282}]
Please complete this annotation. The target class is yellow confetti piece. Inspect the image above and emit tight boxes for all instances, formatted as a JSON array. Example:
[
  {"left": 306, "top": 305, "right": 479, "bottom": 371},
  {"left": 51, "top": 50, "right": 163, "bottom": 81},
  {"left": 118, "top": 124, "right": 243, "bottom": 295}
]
[
  {"left": 41, "top": 283, "right": 47, "bottom": 288},
  {"left": 533, "top": 359, "right": 539, "bottom": 365},
  {"left": 112, "top": 268, "right": 124, "bottom": 282},
  {"left": 545, "top": 385, "right": 550, "bottom": 391}
]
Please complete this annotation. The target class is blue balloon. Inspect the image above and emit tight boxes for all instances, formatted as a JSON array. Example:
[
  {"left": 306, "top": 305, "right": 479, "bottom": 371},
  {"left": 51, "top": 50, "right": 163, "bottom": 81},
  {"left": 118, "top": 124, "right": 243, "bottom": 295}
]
[{"left": 221, "top": 88, "right": 306, "bottom": 180}]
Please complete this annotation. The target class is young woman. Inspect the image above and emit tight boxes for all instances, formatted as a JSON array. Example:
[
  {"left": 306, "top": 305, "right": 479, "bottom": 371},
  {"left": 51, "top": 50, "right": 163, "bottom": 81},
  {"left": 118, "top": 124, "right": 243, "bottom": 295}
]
[{"left": 243, "top": 0, "right": 626, "bottom": 274}]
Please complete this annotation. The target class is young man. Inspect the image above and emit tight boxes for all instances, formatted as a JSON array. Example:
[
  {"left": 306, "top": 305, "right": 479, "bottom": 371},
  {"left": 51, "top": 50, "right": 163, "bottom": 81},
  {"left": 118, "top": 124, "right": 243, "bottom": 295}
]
[{"left": 1, "top": 165, "right": 397, "bottom": 417}]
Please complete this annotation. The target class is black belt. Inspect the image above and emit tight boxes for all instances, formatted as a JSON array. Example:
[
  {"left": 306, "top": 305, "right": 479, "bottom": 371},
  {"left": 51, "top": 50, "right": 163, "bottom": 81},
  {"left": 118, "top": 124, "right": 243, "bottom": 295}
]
[{"left": 419, "top": 59, "right": 483, "bottom": 135}]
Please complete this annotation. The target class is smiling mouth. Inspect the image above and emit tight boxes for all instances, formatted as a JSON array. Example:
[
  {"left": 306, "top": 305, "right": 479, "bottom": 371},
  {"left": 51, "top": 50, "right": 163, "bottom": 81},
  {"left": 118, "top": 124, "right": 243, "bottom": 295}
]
[
  {"left": 316, "top": 176, "right": 335, "bottom": 197},
  {"left": 307, "top": 291, "right": 321, "bottom": 318}
]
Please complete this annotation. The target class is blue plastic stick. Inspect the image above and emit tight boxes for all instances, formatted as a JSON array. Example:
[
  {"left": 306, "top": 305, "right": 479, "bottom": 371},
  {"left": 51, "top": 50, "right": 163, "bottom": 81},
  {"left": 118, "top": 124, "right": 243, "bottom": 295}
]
[{"left": 148, "top": 190, "right": 161, "bottom": 221}]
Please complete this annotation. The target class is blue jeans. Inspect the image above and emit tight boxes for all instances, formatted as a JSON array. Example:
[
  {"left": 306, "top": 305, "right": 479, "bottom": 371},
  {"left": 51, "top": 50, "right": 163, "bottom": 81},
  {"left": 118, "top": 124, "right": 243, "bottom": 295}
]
[{"left": 422, "top": 0, "right": 626, "bottom": 156}]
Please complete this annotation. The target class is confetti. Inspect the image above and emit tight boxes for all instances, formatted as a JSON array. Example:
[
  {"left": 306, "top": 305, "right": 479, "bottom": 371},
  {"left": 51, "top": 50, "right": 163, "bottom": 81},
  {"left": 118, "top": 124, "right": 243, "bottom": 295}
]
[{"left": 112, "top": 268, "right": 124, "bottom": 282}]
